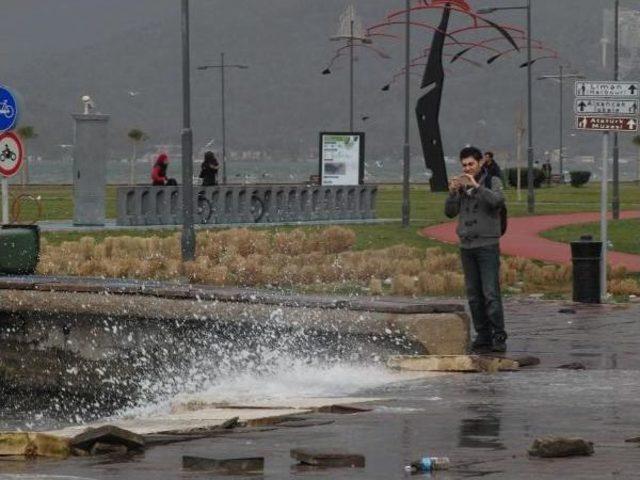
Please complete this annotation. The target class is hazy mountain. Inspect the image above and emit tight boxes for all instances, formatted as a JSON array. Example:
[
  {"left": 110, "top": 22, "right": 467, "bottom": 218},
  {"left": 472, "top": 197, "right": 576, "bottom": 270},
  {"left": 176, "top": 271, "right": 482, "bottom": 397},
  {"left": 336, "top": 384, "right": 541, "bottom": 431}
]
[{"left": 2, "top": 0, "right": 637, "bottom": 167}]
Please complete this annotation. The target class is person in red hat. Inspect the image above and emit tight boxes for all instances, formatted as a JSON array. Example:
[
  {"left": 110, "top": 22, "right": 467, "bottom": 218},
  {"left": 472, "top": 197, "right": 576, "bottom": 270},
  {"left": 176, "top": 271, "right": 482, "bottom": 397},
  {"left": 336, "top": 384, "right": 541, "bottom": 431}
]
[{"left": 151, "top": 153, "right": 172, "bottom": 186}]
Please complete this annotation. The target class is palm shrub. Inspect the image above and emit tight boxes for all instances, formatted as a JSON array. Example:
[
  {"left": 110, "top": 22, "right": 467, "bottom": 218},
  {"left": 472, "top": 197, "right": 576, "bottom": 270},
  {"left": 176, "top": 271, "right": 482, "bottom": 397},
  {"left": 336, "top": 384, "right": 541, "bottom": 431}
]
[{"left": 569, "top": 170, "right": 591, "bottom": 187}]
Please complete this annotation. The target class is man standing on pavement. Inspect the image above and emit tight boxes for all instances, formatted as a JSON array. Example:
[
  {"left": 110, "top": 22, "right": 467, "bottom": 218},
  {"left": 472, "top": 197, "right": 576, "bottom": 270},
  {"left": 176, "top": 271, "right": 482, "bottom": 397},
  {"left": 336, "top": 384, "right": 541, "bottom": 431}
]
[
  {"left": 445, "top": 146, "right": 508, "bottom": 353},
  {"left": 481, "top": 151, "right": 502, "bottom": 188}
]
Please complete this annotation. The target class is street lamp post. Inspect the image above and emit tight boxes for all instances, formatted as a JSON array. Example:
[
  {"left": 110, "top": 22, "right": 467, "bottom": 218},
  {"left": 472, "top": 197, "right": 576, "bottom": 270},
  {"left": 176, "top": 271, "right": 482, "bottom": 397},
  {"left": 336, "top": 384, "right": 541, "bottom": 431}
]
[
  {"left": 538, "top": 68, "right": 585, "bottom": 183},
  {"left": 612, "top": 0, "right": 620, "bottom": 219},
  {"left": 478, "top": 2, "right": 534, "bottom": 213},
  {"left": 180, "top": 0, "right": 195, "bottom": 261},
  {"left": 402, "top": 0, "right": 411, "bottom": 227},
  {"left": 198, "top": 56, "right": 249, "bottom": 185}
]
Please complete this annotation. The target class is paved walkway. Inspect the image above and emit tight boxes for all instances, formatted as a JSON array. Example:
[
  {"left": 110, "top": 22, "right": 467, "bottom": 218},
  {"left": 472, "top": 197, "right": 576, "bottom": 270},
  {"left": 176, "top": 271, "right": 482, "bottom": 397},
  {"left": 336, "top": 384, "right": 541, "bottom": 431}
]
[{"left": 422, "top": 210, "right": 640, "bottom": 272}]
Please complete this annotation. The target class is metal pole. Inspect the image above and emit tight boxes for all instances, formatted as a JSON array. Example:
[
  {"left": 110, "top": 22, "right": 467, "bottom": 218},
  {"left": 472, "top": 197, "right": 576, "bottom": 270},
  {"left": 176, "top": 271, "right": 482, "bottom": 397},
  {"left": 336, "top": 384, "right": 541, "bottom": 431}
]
[
  {"left": 221, "top": 52, "right": 227, "bottom": 185},
  {"left": 180, "top": 0, "right": 195, "bottom": 261},
  {"left": 526, "top": 0, "right": 535, "bottom": 214},
  {"left": 1, "top": 178, "right": 8, "bottom": 224},
  {"left": 402, "top": 0, "right": 411, "bottom": 227},
  {"left": 612, "top": 0, "right": 620, "bottom": 219},
  {"left": 559, "top": 65, "right": 564, "bottom": 182},
  {"left": 349, "top": 19, "right": 354, "bottom": 132},
  {"left": 600, "top": 132, "right": 609, "bottom": 302}
]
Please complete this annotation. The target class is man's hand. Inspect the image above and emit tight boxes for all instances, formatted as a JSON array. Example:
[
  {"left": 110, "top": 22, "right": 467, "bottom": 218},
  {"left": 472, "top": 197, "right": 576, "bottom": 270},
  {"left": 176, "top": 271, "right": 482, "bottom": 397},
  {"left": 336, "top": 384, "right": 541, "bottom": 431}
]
[
  {"left": 463, "top": 173, "right": 479, "bottom": 189},
  {"left": 448, "top": 177, "right": 461, "bottom": 194}
]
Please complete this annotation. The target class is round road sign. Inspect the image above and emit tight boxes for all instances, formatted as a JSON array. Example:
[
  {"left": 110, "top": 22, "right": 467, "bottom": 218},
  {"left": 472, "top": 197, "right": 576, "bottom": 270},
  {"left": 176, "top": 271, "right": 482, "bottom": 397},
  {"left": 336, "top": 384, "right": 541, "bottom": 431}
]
[
  {"left": 0, "top": 131, "right": 24, "bottom": 178},
  {"left": 0, "top": 86, "right": 19, "bottom": 133}
]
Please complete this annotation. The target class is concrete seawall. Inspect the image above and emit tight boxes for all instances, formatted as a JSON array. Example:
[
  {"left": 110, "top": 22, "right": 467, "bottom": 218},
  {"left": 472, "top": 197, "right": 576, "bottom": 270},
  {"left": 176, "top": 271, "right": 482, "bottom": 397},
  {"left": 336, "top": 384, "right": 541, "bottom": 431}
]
[{"left": 0, "top": 276, "right": 469, "bottom": 421}]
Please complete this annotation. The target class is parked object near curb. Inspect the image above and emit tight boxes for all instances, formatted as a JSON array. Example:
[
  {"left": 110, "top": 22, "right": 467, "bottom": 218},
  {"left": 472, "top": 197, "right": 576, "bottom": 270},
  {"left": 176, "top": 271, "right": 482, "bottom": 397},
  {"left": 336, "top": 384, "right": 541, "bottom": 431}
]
[
  {"left": 183, "top": 455, "right": 264, "bottom": 473},
  {"left": 0, "top": 224, "right": 40, "bottom": 275},
  {"left": 291, "top": 449, "right": 365, "bottom": 468},
  {"left": 528, "top": 436, "right": 594, "bottom": 458},
  {"left": 404, "top": 456, "right": 450, "bottom": 474},
  {"left": 387, "top": 355, "right": 519, "bottom": 373}
]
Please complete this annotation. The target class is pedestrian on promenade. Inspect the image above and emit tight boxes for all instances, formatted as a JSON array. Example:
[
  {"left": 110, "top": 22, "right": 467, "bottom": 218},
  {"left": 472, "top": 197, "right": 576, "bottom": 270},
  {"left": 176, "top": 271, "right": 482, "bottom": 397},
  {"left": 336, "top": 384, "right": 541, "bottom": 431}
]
[
  {"left": 481, "top": 151, "right": 502, "bottom": 188},
  {"left": 199, "top": 151, "right": 219, "bottom": 186},
  {"left": 445, "top": 146, "right": 508, "bottom": 353},
  {"left": 151, "top": 153, "right": 176, "bottom": 186}
]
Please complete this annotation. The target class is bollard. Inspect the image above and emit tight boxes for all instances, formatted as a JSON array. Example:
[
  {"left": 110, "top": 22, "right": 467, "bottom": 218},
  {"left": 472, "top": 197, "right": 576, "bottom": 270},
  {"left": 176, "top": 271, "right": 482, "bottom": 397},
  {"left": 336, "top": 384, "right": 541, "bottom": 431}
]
[{"left": 570, "top": 235, "right": 602, "bottom": 304}]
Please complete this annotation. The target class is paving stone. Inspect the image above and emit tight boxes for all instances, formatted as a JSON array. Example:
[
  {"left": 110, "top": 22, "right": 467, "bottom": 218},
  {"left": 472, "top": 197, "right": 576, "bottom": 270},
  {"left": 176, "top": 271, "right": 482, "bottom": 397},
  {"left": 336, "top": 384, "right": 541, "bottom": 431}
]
[
  {"left": 557, "top": 362, "right": 586, "bottom": 370},
  {"left": 528, "top": 436, "right": 594, "bottom": 458},
  {"left": 182, "top": 455, "right": 264, "bottom": 473},
  {"left": 387, "top": 355, "right": 519, "bottom": 373},
  {"left": 290, "top": 448, "right": 365, "bottom": 468},
  {"left": 70, "top": 425, "right": 145, "bottom": 452}
]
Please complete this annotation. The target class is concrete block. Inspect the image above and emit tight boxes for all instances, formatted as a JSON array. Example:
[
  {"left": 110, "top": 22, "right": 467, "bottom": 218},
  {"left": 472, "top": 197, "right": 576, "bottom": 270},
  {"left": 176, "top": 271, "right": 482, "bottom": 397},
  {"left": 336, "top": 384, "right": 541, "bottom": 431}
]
[
  {"left": 387, "top": 355, "right": 519, "bottom": 373},
  {"left": 70, "top": 425, "right": 145, "bottom": 452},
  {"left": 528, "top": 436, "right": 594, "bottom": 458},
  {"left": 0, "top": 432, "right": 69, "bottom": 458},
  {"left": 291, "top": 449, "right": 365, "bottom": 468},
  {"left": 391, "top": 312, "right": 470, "bottom": 355},
  {"left": 183, "top": 455, "right": 264, "bottom": 473}
]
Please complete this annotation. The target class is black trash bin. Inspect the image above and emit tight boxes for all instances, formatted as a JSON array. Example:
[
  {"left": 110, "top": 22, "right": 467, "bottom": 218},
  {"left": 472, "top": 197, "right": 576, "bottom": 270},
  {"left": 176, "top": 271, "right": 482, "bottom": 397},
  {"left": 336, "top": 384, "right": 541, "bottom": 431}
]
[
  {"left": 0, "top": 224, "right": 40, "bottom": 275},
  {"left": 570, "top": 235, "right": 602, "bottom": 303}
]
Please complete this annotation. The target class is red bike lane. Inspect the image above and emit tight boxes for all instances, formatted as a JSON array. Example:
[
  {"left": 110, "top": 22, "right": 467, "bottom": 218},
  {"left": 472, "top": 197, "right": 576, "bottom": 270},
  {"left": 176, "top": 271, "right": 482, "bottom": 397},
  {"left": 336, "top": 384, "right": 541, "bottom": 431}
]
[{"left": 422, "top": 211, "right": 640, "bottom": 272}]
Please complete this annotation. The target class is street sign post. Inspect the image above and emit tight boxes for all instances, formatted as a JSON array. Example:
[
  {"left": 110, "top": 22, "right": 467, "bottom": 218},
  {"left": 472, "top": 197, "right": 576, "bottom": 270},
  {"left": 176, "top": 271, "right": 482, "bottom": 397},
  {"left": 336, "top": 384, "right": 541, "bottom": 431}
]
[
  {"left": 574, "top": 79, "right": 640, "bottom": 302},
  {"left": 576, "top": 116, "right": 638, "bottom": 132},
  {"left": 0, "top": 86, "right": 18, "bottom": 133},
  {"left": 0, "top": 131, "right": 24, "bottom": 224},
  {"left": 575, "top": 81, "right": 639, "bottom": 98},
  {"left": 574, "top": 98, "right": 638, "bottom": 115}
]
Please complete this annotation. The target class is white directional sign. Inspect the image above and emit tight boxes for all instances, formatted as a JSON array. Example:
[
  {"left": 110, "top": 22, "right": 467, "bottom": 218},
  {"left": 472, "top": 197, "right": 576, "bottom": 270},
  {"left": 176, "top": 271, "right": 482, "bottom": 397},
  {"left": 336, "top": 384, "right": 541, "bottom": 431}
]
[
  {"left": 576, "top": 116, "right": 638, "bottom": 132},
  {"left": 574, "top": 98, "right": 638, "bottom": 115},
  {"left": 575, "top": 81, "right": 639, "bottom": 98}
]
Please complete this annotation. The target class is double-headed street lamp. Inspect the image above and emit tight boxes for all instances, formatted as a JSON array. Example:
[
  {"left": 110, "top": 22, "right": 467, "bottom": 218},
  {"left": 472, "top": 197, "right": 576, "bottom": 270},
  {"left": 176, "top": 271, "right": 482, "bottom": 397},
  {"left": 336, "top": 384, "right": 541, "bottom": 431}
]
[
  {"left": 198, "top": 54, "right": 249, "bottom": 185},
  {"left": 538, "top": 67, "right": 585, "bottom": 182},
  {"left": 478, "top": 2, "right": 536, "bottom": 214}
]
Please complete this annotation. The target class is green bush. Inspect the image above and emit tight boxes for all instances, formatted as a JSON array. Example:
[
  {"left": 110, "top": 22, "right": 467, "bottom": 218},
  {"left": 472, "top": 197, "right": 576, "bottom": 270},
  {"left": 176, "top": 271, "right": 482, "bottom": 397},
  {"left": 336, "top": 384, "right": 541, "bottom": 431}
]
[
  {"left": 569, "top": 170, "right": 591, "bottom": 187},
  {"left": 505, "top": 168, "right": 545, "bottom": 188}
]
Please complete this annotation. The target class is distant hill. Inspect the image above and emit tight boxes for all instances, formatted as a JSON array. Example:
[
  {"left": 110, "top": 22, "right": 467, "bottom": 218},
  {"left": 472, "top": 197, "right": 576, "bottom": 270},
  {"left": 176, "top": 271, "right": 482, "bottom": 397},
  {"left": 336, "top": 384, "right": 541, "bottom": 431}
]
[{"left": 2, "top": 0, "right": 636, "bottom": 166}]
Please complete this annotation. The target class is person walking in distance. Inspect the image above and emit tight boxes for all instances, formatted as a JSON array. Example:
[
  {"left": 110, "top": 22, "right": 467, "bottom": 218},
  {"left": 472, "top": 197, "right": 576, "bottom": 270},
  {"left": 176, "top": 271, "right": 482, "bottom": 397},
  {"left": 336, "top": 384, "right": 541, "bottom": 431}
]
[
  {"left": 199, "top": 151, "right": 219, "bottom": 186},
  {"left": 481, "top": 151, "right": 502, "bottom": 188},
  {"left": 151, "top": 153, "right": 170, "bottom": 186},
  {"left": 445, "top": 146, "right": 508, "bottom": 353}
]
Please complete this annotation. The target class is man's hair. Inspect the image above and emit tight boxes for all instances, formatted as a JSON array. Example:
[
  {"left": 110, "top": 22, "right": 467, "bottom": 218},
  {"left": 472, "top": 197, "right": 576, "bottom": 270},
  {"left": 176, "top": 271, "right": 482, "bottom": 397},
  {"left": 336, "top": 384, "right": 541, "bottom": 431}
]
[
  {"left": 459, "top": 146, "right": 482, "bottom": 162},
  {"left": 484, "top": 151, "right": 494, "bottom": 159}
]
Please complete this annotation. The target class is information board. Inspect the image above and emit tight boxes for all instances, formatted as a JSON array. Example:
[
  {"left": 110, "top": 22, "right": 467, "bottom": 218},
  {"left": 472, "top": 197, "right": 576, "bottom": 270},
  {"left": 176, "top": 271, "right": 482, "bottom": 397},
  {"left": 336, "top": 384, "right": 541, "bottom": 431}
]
[{"left": 319, "top": 132, "right": 364, "bottom": 186}]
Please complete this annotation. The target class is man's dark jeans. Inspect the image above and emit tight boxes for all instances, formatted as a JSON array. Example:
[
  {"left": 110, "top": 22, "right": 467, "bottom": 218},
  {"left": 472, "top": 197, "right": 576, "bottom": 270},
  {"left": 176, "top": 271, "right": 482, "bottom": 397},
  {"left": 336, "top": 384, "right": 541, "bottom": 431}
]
[{"left": 460, "top": 244, "right": 506, "bottom": 345}]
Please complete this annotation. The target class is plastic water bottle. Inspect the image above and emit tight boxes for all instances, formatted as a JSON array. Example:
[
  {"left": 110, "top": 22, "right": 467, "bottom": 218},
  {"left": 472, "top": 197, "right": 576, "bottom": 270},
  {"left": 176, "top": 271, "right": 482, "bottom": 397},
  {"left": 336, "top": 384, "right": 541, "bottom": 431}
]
[{"left": 404, "top": 457, "right": 450, "bottom": 474}]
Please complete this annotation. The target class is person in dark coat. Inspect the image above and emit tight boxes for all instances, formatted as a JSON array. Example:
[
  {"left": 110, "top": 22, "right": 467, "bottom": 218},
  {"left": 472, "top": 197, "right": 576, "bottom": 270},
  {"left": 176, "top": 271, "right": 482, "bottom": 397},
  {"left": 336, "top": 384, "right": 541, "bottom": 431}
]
[
  {"left": 199, "top": 151, "right": 219, "bottom": 186},
  {"left": 481, "top": 151, "right": 502, "bottom": 188},
  {"left": 151, "top": 153, "right": 170, "bottom": 186}
]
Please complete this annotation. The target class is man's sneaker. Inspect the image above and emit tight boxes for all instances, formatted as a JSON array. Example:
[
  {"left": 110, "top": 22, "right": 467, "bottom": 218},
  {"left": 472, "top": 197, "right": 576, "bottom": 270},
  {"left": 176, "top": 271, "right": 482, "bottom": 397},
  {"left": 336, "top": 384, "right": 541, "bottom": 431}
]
[
  {"left": 491, "top": 341, "right": 507, "bottom": 353},
  {"left": 470, "top": 338, "right": 493, "bottom": 355}
]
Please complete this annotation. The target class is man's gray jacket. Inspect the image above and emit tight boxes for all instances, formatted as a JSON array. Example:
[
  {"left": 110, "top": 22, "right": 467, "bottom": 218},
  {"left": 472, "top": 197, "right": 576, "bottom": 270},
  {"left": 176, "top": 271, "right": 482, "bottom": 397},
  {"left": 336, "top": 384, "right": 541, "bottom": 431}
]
[{"left": 444, "top": 176, "right": 505, "bottom": 249}]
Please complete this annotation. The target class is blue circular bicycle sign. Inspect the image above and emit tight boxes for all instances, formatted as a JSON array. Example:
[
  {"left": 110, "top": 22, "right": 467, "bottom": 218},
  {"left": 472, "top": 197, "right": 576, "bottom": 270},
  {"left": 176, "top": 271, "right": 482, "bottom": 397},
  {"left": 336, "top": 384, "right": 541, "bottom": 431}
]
[{"left": 0, "top": 85, "right": 18, "bottom": 132}]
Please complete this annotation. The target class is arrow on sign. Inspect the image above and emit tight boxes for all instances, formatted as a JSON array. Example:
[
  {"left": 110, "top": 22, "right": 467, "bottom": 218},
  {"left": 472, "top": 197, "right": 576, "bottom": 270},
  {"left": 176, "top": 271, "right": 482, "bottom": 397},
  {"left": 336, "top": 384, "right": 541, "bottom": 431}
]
[
  {"left": 630, "top": 85, "right": 637, "bottom": 95},
  {"left": 628, "top": 119, "right": 637, "bottom": 130},
  {"left": 578, "top": 101, "right": 587, "bottom": 112},
  {"left": 578, "top": 118, "right": 587, "bottom": 128}
]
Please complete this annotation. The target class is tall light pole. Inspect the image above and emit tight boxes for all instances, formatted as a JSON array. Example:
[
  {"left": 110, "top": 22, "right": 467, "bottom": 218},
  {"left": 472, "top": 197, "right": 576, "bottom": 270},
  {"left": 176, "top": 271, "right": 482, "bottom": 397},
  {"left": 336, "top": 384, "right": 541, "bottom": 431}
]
[
  {"left": 538, "top": 68, "right": 585, "bottom": 182},
  {"left": 198, "top": 55, "right": 249, "bottom": 185},
  {"left": 180, "top": 0, "right": 195, "bottom": 261},
  {"left": 478, "top": 2, "right": 534, "bottom": 213},
  {"left": 612, "top": 0, "right": 620, "bottom": 219},
  {"left": 402, "top": 0, "right": 411, "bottom": 227}
]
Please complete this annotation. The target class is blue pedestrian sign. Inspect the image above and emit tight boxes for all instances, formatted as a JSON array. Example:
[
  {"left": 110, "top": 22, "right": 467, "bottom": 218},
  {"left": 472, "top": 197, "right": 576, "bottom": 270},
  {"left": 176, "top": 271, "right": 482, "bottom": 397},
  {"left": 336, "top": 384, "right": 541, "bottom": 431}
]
[{"left": 0, "top": 85, "right": 18, "bottom": 133}]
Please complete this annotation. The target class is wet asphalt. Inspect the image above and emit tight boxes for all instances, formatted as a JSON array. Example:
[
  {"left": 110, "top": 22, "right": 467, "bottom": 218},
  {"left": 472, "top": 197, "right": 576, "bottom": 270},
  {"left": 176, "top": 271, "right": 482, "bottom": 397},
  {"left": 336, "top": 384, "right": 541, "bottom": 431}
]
[{"left": 1, "top": 298, "right": 639, "bottom": 479}]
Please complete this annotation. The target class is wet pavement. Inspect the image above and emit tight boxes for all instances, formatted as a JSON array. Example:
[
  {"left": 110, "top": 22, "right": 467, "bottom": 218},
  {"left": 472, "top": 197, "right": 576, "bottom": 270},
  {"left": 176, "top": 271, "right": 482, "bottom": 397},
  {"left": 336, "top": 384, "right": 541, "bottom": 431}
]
[{"left": 1, "top": 298, "right": 640, "bottom": 479}]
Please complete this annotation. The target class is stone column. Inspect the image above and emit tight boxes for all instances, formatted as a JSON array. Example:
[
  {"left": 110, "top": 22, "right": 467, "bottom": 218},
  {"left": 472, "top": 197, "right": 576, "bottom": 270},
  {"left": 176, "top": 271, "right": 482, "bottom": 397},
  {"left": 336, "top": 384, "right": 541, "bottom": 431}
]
[{"left": 72, "top": 114, "right": 109, "bottom": 226}]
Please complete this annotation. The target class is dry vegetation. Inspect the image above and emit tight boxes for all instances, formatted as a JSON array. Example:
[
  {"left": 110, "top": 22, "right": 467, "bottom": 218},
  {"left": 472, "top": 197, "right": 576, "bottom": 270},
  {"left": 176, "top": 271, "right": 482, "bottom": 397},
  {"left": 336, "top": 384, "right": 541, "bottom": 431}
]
[{"left": 37, "top": 226, "right": 640, "bottom": 297}]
